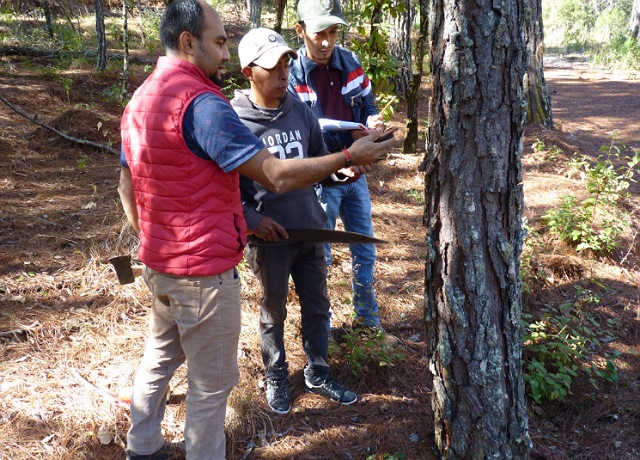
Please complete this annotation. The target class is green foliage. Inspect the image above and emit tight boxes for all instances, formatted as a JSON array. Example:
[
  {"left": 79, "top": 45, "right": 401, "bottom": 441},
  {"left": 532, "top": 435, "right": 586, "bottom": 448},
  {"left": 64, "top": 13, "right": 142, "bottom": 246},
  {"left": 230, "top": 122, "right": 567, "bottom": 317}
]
[
  {"left": 521, "top": 227, "right": 546, "bottom": 295},
  {"left": 101, "top": 84, "right": 129, "bottom": 107},
  {"left": 543, "top": 0, "right": 639, "bottom": 69},
  {"left": 366, "top": 453, "right": 407, "bottom": 460},
  {"left": 339, "top": 326, "right": 405, "bottom": 378},
  {"left": 531, "top": 138, "right": 562, "bottom": 162},
  {"left": 543, "top": 137, "right": 639, "bottom": 253},
  {"left": 344, "top": 0, "right": 406, "bottom": 96},
  {"left": 76, "top": 154, "right": 90, "bottom": 170},
  {"left": 523, "top": 285, "right": 620, "bottom": 404},
  {"left": 221, "top": 73, "right": 247, "bottom": 100},
  {"left": 406, "top": 188, "right": 423, "bottom": 204}
]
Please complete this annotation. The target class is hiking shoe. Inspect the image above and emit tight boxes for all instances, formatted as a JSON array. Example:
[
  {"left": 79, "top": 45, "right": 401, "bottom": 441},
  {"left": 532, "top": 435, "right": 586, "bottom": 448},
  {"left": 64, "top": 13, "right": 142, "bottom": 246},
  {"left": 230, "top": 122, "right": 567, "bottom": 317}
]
[
  {"left": 265, "top": 378, "right": 291, "bottom": 415},
  {"left": 304, "top": 378, "right": 357, "bottom": 405},
  {"left": 125, "top": 444, "right": 170, "bottom": 460}
]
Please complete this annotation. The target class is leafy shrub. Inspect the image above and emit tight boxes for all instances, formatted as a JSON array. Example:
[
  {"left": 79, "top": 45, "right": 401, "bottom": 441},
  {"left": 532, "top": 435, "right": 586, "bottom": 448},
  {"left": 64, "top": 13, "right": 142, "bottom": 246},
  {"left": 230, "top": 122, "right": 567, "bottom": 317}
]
[
  {"left": 523, "top": 285, "right": 620, "bottom": 404},
  {"left": 339, "top": 325, "right": 405, "bottom": 378},
  {"left": 543, "top": 137, "right": 639, "bottom": 253}
]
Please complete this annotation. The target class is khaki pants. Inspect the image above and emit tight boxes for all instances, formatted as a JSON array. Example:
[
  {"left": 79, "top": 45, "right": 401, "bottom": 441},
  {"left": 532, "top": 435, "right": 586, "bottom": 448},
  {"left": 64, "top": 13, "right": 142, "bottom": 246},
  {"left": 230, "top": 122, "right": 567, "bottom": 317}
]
[{"left": 127, "top": 266, "right": 241, "bottom": 459}]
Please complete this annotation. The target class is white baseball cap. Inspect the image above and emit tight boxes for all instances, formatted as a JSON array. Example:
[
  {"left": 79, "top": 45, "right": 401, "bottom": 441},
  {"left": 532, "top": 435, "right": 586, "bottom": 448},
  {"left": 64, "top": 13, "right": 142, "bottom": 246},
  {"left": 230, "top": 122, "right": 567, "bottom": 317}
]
[{"left": 238, "top": 28, "right": 298, "bottom": 69}]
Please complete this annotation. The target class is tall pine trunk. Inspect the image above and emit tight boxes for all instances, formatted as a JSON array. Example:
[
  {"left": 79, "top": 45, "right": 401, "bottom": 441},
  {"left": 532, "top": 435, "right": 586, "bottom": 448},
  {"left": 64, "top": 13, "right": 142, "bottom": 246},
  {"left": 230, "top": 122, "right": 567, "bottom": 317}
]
[
  {"left": 95, "top": 0, "right": 107, "bottom": 71},
  {"left": 389, "top": 0, "right": 412, "bottom": 97},
  {"left": 422, "top": 0, "right": 531, "bottom": 457},
  {"left": 403, "top": 0, "right": 428, "bottom": 154},
  {"left": 524, "top": 0, "right": 553, "bottom": 127}
]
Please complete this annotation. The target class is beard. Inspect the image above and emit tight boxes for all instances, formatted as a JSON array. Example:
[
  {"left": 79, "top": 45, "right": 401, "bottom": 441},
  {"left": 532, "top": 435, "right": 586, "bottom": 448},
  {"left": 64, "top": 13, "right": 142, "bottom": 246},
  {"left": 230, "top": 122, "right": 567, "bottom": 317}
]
[{"left": 210, "top": 71, "right": 224, "bottom": 86}]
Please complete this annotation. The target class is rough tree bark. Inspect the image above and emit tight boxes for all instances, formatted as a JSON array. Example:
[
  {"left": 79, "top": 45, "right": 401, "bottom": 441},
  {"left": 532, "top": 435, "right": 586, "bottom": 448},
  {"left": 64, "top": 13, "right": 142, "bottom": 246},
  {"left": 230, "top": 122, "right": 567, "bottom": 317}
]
[
  {"left": 95, "top": 0, "right": 107, "bottom": 71},
  {"left": 247, "top": 0, "right": 262, "bottom": 29},
  {"left": 273, "top": 0, "right": 287, "bottom": 34},
  {"left": 43, "top": 0, "right": 54, "bottom": 39},
  {"left": 524, "top": 0, "right": 553, "bottom": 127},
  {"left": 389, "top": 0, "right": 412, "bottom": 97},
  {"left": 422, "top": 0, "right": 532, "bottom": 457},
  {"left": 403, "top": 0, "right": 428, "bottom": 154}
]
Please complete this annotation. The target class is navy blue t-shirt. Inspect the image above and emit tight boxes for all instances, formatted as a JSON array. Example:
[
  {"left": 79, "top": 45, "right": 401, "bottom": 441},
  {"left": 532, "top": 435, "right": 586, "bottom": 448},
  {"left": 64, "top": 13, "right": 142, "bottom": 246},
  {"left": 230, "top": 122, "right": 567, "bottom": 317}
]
[{"left": 120, "top": 93, "right": 265, "bottom": 172}]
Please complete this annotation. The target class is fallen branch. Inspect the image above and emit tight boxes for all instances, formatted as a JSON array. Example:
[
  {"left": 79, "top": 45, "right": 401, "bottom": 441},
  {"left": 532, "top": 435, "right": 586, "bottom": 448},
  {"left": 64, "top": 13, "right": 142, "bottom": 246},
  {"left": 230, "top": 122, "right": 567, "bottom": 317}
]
[
  {"left": 0, "top": 46, "right": 156, "bottom": 64},
  {"left": 0, "top": 91, "right": 119, "bottom": 155},
  {"left": 0, "top": 329, "right": 28, "bottom": 339}
]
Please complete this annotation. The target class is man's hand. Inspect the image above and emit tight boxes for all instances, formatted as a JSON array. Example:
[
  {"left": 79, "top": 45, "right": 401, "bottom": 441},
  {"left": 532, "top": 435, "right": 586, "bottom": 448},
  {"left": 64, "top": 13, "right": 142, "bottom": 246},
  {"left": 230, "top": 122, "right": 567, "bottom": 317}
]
[
  {"left": 253, "top": 216, "right": 289, "bottom": 242},
  {"left": 351, "top": 114, "right": 386, "bottom": 141},
  {"left": 347, "top": 128, "right": 398, "bottom": 166},
  {"left": 366, "top": 114, "right": 385, "bottom": 130}
]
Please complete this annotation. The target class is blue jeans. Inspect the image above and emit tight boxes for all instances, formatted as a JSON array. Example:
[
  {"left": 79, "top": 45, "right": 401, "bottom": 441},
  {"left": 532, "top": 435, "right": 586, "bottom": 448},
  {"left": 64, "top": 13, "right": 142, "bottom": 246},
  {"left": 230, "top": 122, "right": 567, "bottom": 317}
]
[{"left": 320, "top": 176, "right": 380, "bottom": 327}]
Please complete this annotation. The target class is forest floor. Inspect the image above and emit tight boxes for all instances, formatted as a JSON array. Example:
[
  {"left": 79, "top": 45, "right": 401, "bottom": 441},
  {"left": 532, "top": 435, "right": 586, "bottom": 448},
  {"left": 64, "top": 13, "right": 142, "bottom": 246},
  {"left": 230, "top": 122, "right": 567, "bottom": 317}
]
[{"left": 0, "top": 25, "right": 639, "bottom": 460}]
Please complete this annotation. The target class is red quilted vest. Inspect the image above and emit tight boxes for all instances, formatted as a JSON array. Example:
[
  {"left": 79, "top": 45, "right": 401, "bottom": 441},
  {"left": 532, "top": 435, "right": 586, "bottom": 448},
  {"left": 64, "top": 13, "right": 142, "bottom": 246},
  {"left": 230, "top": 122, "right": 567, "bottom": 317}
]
[{"left": 121, "top": 57, "right": 247, "bottom": 276}]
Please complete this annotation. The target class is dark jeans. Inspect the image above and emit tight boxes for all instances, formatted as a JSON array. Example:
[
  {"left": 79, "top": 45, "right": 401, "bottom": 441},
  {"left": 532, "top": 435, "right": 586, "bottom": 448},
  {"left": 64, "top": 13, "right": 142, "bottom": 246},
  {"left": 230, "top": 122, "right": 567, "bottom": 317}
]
[{"left": 246, "top": 241, "right": 330, "bottom": 385}]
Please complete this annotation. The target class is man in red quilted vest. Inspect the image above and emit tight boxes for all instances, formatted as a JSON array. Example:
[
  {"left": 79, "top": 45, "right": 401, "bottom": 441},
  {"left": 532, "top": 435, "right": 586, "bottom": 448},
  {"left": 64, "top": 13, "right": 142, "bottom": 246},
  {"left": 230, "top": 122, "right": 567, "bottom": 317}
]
[{"left": 118, "top": 1, "right": 395, "bottom": 459}]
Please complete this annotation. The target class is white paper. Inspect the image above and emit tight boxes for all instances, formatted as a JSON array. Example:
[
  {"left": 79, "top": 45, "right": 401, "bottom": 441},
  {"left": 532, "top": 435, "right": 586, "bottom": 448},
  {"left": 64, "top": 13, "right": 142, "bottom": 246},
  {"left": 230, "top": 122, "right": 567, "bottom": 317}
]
[{"left": 318, "top": 118, "right": 366, "bottom": 132}]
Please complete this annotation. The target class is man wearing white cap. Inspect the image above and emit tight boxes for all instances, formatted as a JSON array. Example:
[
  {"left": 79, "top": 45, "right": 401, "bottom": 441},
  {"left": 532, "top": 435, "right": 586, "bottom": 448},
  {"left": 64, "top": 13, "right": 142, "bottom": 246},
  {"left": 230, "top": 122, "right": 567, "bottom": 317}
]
[
  {"left": 289, "top": 0, "right": 399, "bottom": 346},
  {"left": 232, "top": 27, "right": 361, "bottom": 415}
]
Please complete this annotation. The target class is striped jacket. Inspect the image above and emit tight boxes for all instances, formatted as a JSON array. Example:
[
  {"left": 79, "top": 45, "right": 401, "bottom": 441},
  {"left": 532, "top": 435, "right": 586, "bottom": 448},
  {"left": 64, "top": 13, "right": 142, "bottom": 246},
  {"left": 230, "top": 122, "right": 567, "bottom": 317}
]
[{"left": 288, "top": 45, "right": 379, "bottom": 152}]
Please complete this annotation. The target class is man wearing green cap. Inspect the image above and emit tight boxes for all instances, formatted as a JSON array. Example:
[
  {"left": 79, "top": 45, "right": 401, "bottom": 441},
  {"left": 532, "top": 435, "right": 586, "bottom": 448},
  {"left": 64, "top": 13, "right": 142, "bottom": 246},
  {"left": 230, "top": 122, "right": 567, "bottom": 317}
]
[{"left": 288, "top": 0, "right": 399, "bottom": 346}]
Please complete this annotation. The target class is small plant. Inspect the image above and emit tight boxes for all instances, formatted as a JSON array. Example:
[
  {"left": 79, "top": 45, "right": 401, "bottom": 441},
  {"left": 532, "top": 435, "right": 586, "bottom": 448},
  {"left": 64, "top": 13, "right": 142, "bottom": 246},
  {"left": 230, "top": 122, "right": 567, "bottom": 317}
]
[
  {"left": 531, "top": 138, "right": 562, "bottom": 161},
  {"left": 406, "top": 188, "right": 423, "bottom": 204},
  {"left": 77, "top": 154, "right": 91, "bottom": 170},
  {"left": 531, "top": 138, "right": 546, "bottom": 152},
  {"left": 102, "top": 84, "right": 129, "bottom": 106},
  {"left": 523, "top": 284, "right": 620, "bottom": 404},
  {"left": 366, "top": 453, "right": 407, "bottom": 460},
  {"left": 339, "top": 325, "right": 405, "bottom": 378},
  {"left": 520, "top": 227, "right": 546, "bottom": 295},
  {"left": 543, "top": 136, "right": 639, "bottom": 253}
]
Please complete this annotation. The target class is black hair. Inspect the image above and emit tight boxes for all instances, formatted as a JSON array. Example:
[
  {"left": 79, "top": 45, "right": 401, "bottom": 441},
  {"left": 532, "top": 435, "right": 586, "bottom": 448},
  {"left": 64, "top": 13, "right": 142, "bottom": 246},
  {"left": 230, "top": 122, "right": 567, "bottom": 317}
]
[{"left": 160, "top": 0, "right": 206, "bottom": 52}]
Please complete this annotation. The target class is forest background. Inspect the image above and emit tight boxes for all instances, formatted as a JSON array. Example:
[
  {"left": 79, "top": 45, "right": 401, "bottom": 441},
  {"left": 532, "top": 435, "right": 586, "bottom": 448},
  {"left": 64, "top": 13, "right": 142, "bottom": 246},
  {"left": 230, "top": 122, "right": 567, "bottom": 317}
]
[{"left": 0, "top": 0, "right": 639, "bottom": 459}]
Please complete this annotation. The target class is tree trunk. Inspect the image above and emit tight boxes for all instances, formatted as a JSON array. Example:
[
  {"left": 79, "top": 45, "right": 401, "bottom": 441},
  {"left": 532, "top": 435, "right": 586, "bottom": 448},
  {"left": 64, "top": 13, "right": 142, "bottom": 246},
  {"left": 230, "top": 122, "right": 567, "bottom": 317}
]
[
  {"left": 247, "top": 0, "right": 262, "bottom": 29},
  {"left": 137, "top": 0, "right": 146, "bottom": 46},
  {"left": 122, "top": 0, "right": 130, "bottom": 94},
  {"left": 524, "top": 0, "right": 553, "bottom": 127},
  {"left": 95, "top": 0, "right": 107, "bottom": 71},
  {"left": 403, "top": 0, "right": 428, "bottom": 154},
  {"left": 389, "top": 0, "right": 412, "bottom": 97},
  {"left": 273, "top": 0, "right": 287, "bottom": 34},
  {"left": 422, "top": 0, "right": 531, "bottom": 457},
  {"left": 632, "top": 0, "right": 640, "bottom": 39},
  {"left": 43, "top": 0, "right": 54, "bottom": 39}
]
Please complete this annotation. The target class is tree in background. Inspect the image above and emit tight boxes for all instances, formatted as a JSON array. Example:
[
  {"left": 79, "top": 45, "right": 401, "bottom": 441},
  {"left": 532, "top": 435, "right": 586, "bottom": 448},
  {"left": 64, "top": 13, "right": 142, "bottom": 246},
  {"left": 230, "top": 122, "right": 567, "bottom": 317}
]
[
  {"left": 632, "top": 0, "right": 640, "bottom": 38},
  {"left": 388, "top": 0, "right": 412, "bottom": 97},
  {"left": 247, "top": 0, "right": 262, "bottom": 28},
  {"left": 524, "top": 0, "right": 553, "bottom": 127},
  {"left": 422, "top": 0, "right": 531, "bottom": 456},
  {"left": 95, "top": 0, "right": 107, "bottom": 71},
  {"left": 402, "top": 0, "right": 428, "bottom": 154}
]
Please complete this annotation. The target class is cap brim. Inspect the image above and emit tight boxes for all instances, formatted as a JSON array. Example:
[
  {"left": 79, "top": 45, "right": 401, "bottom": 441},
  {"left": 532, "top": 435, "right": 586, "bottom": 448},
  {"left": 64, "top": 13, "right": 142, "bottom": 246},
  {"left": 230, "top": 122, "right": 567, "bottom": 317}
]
[
  {"left": 304, "top": 16, "right": 348, "bottom": 34},
  {"left": 252, "top": 46, "right": 298, "bottom": 69}
]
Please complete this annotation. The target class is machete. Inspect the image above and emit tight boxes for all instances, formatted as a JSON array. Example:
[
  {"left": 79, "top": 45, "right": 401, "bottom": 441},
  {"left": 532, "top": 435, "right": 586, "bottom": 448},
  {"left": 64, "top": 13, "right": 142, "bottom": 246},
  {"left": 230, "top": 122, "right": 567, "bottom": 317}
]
[
  {"left": 110, "top": 229, "right": 385, "bottom": 284},
  {"left": 282, "top": 228, "right": 387, "bottom": 244}
]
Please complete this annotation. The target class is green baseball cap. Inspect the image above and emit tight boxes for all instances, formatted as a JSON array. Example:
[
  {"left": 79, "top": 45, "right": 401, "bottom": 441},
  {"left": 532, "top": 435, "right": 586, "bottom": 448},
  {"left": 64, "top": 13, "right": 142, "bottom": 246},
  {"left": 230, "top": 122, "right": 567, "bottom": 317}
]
[{"left": 297, "top": 0, "right": 348, "bottom": 34}]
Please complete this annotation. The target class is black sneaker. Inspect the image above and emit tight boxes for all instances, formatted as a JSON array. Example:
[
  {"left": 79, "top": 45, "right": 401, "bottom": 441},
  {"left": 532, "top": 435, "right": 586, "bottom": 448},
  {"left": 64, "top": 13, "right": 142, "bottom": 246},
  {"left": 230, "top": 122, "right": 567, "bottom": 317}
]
[
  {"left": 125, "top": 444, "right": 170, "bottom": 460},
  {"left": 265, "top": 378, "right": 291, "bottom": 415},
  {"left": 304, "top": 378, "right": 357, "bottom": 405}
]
